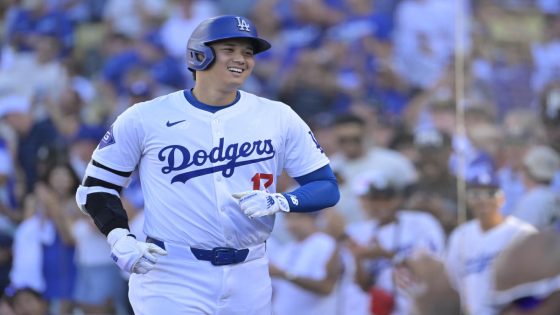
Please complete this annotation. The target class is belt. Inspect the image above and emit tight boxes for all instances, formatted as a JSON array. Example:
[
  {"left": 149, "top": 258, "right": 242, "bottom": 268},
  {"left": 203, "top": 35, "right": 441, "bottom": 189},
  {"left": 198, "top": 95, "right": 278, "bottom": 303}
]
[{"left": 146, "top": 236, "right": 265, "bottom": 266}]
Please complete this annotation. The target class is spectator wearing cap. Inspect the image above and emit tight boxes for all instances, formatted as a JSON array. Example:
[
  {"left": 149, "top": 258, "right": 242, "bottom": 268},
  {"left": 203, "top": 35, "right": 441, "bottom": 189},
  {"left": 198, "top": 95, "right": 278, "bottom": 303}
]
[
  {"left": 445, "top": 171, "right": 536, "bottom": 315},
  {"left": 330, "top": 114, "right": 417, "bottom": 224},
  {"left": 346, "top": 170, "right": 445, "bottom": 315},
  {"left": 268, "top": 212, "right": 341, "bottom": 315},
  {"left": 407, "top": 129, "right": 458, "bottom": 235},
  {"left": 512, "top": 145, "right": 560, "bottom": 229}
]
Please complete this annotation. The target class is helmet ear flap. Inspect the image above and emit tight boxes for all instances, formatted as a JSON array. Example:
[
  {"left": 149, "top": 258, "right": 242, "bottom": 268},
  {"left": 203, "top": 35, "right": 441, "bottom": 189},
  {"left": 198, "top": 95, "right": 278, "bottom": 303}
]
[{"left": 187, "top": 45, "right": 215, "bottom": 71}]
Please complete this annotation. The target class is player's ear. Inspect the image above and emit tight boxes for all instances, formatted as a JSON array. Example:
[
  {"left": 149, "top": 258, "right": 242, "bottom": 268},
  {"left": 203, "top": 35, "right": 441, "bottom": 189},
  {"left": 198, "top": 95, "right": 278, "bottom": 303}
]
[{"left": 495, "top": 190, "right": 505, "bottom": 206}]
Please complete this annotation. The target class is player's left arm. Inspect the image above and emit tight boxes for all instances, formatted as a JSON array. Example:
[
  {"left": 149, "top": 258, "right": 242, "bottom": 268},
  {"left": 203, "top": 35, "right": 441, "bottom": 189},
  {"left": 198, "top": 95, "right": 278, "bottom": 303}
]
[
  {"left": 233, "top": 105, "right": 339, "bottom": 218},
  {"left": 282, "top": 164, "right": 340, "bottom": 212},
  {"left": 232, "top": 165, "right": 339, "bottom": 218}
]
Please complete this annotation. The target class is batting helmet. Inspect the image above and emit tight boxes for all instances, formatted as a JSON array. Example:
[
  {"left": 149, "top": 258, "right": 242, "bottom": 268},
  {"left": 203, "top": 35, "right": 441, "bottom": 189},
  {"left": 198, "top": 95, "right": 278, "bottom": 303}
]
[{"left": 187, "top": 15, "right": 271, "bottom": 71}]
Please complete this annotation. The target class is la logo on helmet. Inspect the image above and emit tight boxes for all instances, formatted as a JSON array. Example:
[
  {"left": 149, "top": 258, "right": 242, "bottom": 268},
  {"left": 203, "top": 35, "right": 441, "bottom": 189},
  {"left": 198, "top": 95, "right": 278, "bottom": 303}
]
[{"left": 236, "top": 17, "right": 251, "bottom": 32}]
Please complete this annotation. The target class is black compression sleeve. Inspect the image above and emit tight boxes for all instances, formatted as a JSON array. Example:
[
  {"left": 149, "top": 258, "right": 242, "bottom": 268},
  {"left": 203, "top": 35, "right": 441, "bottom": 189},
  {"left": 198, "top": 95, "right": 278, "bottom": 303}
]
[{"left": 85, "top": 192, "right": 130, "bottom": 236}]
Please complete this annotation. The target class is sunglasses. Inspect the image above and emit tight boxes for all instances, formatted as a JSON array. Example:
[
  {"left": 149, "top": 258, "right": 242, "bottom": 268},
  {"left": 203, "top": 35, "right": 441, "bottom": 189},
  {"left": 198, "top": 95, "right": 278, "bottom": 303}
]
[
  {"left": 466, "top": 189, "right": 499, "bottom": 200},
  {"left": 337, "top": 136, "right": 362, "bottom": 145}
]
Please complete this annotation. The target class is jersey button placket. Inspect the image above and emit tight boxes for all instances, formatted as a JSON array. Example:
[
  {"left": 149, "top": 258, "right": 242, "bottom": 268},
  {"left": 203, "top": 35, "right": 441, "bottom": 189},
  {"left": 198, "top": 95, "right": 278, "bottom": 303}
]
[
  {"left": 212, "top": 119, "right": 224, "bottom": 184},
  {"left": 212, "top": 118, "right": 223, "bottom": 137}
]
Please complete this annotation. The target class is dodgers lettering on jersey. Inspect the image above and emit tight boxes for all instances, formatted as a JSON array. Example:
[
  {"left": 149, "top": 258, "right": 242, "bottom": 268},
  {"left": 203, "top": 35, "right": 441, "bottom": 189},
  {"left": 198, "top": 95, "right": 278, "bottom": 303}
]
[
  {"left": 463, "top": 253, "right": 498, "bottom": 276},
  {"left": 158, "top": 137, "right": 275, "bottom": 183},
  {"left": 92, "top": 90, "right": 329, "bottom": 249}
]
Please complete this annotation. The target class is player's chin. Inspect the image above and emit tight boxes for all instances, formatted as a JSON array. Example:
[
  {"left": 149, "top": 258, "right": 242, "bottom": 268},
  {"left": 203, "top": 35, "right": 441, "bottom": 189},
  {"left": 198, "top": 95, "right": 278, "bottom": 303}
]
[{"left": 226, "top": 74, "right": 250, "bottom": 87}]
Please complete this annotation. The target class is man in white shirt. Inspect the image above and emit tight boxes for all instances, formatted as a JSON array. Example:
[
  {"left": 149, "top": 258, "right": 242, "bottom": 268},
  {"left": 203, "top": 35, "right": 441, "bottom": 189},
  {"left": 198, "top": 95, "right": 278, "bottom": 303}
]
[{"left": 446, "top": 171, "right": 536, "bottom": 315}]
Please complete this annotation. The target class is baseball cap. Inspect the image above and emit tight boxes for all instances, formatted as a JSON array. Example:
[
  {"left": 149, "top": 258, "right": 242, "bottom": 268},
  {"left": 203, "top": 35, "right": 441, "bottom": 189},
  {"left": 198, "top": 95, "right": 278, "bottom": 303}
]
[
  {"left": 0, "top": 94, "right": 31, "bottom": 118},
  {"left": 353, "top": 170, "right": 398, "bottom": 198},
  {"left": 414, "top": 129, "right": 451, "bottom": 150},
  {"left": 465, "top": 171, "right": 500, "bottom": 189},
  {"left": 523, "top": 145, "right": 560, "bottom": 181}
]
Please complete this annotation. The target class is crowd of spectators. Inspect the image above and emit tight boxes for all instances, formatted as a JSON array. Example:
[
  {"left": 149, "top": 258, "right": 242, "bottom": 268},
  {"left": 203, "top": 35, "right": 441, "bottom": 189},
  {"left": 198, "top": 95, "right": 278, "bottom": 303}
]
[{"left": 0, "top": 0, "right": 559, "bottom": 314}]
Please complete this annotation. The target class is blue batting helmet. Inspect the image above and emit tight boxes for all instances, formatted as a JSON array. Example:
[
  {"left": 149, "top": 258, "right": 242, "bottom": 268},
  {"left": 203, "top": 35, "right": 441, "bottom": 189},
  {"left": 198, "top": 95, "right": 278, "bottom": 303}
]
[{"left": 187, "top": 15, "right": 271, "bottom": 71}]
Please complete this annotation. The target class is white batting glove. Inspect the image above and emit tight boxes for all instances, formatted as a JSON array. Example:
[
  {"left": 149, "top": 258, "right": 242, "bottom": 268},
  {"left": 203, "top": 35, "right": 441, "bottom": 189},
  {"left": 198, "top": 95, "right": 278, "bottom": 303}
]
[
  {"left": 107, "top": 228, "right": 168, "bottom": 274},
  {"left": 232, "top": 190, "right": 290, "bottom": 218}
]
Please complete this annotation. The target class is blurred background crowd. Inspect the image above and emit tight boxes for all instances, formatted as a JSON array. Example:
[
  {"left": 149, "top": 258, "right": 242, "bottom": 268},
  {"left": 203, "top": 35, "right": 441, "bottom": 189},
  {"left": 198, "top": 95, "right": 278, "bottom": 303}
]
[{"left": 0, "top": 0, "right": 559, "bottom": 314}]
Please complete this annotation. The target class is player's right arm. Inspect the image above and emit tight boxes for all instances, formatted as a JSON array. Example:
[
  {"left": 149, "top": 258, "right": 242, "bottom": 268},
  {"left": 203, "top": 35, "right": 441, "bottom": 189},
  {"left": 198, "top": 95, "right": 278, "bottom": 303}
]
[{"left": 75, "top": 106, "right": 166, "bottom": 274}]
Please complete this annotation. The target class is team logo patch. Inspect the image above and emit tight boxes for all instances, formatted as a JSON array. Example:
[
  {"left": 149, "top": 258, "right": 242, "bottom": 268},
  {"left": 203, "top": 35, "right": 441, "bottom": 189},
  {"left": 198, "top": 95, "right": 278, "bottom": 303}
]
[
  {"left": 98, "top": 126, "right": 115, "bottom": 149},
  {"left": 287, "top": 194, "right": 299, "bottom": 206},
  {"left": 235, "top": 17, "right": 251, "bottom": 32},
  {"left": 308, "top": 131, "right": 324, "bottom": 153}
]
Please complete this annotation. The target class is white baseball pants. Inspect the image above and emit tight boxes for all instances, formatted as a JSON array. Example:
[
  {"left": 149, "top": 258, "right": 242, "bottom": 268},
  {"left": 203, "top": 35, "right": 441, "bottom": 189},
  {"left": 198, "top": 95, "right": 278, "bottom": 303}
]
[{"left": 128, "top": 241, "right": 272, "bottom": 315}]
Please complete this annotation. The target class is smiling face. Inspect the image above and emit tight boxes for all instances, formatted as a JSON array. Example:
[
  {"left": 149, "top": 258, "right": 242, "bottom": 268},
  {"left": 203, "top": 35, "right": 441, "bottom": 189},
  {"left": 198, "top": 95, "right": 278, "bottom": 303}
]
[
  {"left": 197, "top": 38, "right": 255, "bottom": 91},
  {"left": 466, "top": 187, "right": 503, "bottom": 218}
]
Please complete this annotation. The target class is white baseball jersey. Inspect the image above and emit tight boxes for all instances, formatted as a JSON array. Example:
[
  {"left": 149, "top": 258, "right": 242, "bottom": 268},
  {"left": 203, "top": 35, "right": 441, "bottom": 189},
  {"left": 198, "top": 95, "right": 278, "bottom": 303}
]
[
  {"left": 445, "top": 217, "right": 536, "bottom": 315},
  {"left": 92, "top": 90, "right": 329, "bottom": 249}
]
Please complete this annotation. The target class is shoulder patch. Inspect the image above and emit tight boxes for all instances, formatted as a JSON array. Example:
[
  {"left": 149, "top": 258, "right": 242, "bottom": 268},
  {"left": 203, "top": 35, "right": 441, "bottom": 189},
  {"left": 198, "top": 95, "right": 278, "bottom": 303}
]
[{"left": 98, "top": 126, "right": 116, "bottom": 149}]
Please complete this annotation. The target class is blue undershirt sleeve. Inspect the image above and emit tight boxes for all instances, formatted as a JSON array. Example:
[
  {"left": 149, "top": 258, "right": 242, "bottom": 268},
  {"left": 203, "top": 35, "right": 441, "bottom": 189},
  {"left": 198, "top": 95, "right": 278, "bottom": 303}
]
[{"left": 281, "top": 164, "right": 340, "bottom": 213}]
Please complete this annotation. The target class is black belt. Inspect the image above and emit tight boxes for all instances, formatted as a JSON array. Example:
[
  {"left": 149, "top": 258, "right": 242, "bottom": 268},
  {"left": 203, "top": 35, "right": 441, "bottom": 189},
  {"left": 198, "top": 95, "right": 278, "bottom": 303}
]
[{"left": 146, "top": 236, "right": 249, "bottom": 266}]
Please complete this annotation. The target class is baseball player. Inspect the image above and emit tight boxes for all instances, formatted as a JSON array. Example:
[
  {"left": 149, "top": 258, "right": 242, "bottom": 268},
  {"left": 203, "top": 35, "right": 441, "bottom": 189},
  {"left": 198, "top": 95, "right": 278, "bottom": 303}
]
[
  {"left": 74, "top": 15, "right": 340, "bottom": 315},
  {"left": 445, "top": 172, "right": 536, "bottom": 315}
]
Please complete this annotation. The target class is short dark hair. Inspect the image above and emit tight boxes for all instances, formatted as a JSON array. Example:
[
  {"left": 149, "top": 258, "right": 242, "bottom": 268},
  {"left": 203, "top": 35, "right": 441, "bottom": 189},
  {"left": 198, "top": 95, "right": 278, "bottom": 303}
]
[{"left": 333, "top": 114, "right": 366, "bottom": 127}]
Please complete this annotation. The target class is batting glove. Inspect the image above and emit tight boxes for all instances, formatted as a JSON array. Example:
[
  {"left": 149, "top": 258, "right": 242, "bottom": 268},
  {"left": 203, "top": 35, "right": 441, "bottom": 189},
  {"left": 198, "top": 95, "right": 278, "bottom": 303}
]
[
  {"left": 232, "top": 190, "right": 290, "bottom": 218},
  {"left": 107, "top": 228, "right": 168, "bottom": 274}
]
